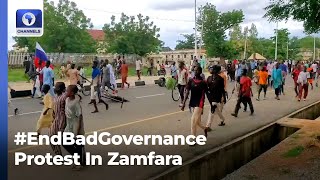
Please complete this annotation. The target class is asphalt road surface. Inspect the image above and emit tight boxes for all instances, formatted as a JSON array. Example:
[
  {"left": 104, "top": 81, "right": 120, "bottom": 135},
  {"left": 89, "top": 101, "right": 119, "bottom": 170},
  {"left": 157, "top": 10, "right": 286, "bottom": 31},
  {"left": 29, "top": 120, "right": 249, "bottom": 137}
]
[{"left": 8, "top": 78, "right": 320, "bottom": 180}]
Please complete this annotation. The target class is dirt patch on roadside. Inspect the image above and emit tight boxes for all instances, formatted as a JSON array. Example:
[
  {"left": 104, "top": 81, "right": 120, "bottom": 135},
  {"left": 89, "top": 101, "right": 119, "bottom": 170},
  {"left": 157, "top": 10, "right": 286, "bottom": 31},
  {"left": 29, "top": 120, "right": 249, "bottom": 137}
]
[{"left": 224, "top": 120, "right": 320, "bottom": 180}]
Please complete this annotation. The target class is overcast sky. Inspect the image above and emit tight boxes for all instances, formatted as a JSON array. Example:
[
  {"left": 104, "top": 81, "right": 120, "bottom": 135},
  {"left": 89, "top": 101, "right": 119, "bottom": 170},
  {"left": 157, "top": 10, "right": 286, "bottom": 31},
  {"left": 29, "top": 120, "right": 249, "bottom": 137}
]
[{"left": 8, "top": 0, "right": 309, "bottom": 50}]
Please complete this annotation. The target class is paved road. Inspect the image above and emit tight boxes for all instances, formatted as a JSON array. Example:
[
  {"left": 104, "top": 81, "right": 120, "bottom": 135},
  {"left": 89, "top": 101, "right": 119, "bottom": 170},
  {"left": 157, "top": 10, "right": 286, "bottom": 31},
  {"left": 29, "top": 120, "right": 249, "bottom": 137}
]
[{"left": 8, "top": 78, "right": 320, "bottom": 180}]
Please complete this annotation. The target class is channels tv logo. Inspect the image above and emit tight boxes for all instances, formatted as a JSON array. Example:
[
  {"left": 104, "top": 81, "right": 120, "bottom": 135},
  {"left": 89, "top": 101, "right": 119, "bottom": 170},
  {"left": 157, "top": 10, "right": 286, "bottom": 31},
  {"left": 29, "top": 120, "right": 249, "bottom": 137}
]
[{"left": 16, "top": 9, "right": 43, "bottom": 37}]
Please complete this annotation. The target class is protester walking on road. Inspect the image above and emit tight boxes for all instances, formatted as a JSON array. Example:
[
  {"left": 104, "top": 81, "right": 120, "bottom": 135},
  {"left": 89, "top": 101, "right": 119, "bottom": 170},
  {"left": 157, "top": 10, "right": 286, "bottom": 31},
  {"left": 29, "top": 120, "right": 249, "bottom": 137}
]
[
  {"left": 63, "top": 85, "right": 86, "bottom": 170},
  {"left": 40, "top": 61, "right": 55, "bottom": 97},
  {"left": 156, "top": 61, "right": 161, "bottom": 76},
  {"left": 36, "top": 84, "right": 53, "bottom": 135},
  {"left": 205, "top": 65, "right": 226, "bottom": 136},
  {"left": 120, "top": 60, "right": 130, "bottom": 89},
  {"left": 256, "top": 66, "right": 268, "bottom": 101},
  {"left": 267, "top": 61, "right": 274, "bottom": 87},
  {"left": 164, "top": 61, "right": 171, "bottom": 77},
  {"left": 49, "top": 82, "right": 67, "bottom": 155},
  {"left": 231, "top": 69, "right": 254, "bottom": 117},
  {"left": 292, "top": 65, "right": 301, "bottom": 97},
  {"left": 181, "top": 66, "right": 207, "bottom": 139},
  {"left": 177, "top": 62, "right": 188, "bottom": 107},
  {"left": 89, "top": 61, "right": 111, "bottom": 113},
  {"left": 171, "top": 62, "right": 178, "bottom": 79},
  {"left": 279, "top": 62, "right": 288, "bottom": 95},
  {"left": 307, "top": 65, "right": 314, "bottom": 90},
  {"left": 219, "top": 66, "right": 228, "bottom": 110},
  {"left": 232, "top": 75, "right": 248, "bottom": 112},
  {"left": 272, "top": 63, "right": 283, "bottom": 100},
  {"left": 136, "top": 59, "right": 143, "bottom": 80},
  {"left": 66, "top": 63, "right": 79, "bottom": 85},
  {"left": 89, "top": 61, "right": 108, "bottom": 113},
  {"left": 297, "top": 66, "right": 309, "bottom": 101}
]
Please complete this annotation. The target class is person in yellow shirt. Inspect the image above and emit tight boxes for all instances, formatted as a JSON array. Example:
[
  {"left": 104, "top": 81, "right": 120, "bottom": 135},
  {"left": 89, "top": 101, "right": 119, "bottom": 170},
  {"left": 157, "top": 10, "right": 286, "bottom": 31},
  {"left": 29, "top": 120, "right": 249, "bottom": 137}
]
[
  {"left": 36, "top": 84, "right": 53, "bottom": 135},
  {"left": 257, "top": 66, "right": 269, "bottom": 101}
]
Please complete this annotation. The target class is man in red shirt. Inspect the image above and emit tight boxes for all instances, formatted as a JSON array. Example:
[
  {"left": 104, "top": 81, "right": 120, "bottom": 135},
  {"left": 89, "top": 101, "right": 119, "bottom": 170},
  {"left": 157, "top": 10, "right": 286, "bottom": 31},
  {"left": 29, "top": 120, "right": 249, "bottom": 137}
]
[
  {"left": 292, "top": 65, "right": 301, "bottom": 97},
  {"left": 231, "top": 69, "right": 254, "bottom": 117}
]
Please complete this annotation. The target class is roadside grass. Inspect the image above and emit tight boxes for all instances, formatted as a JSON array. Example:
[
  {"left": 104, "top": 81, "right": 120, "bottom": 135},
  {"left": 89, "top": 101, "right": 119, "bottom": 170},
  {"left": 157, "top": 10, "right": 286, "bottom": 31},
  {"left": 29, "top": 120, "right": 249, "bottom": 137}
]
[
  {"left": 8, "top": 66, "right": 149, "bottom": 82},
  {"left": 282, "top": 146, "right": 304, "bottom": 158}
]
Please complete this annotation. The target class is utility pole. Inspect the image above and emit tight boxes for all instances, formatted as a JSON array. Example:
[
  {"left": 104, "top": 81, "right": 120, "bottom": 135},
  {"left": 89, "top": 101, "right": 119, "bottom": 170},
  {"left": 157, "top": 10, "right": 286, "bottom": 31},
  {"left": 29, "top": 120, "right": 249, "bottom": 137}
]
[
  {"left": 286, "top": 41, "right": 289, "bottom": 60},
  {"left": 275, "top": 22, "right": 278, "bottom": 60},
  {"left": 314, "top": 35, "right": 316, "bottom": 61},
  {"left": 243, "top": 27, "right": 248, "bottom": 59},
  {"left": 199, "top": 6, "right": 203, "bottom": 55},
  {"left": 194, "top": 0, "right": 197, "bottom": 59}
]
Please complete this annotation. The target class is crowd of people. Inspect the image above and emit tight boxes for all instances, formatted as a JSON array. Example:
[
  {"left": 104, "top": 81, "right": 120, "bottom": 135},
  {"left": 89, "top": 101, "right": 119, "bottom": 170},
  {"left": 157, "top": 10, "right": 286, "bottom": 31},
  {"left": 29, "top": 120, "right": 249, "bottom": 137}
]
[
  {"left": 15, "top": 56, "right": 134, "bottom": 170},
  {"left": 8, "top": 54, "right": 320, "bottom": 160},
  {"left": 176, "top": 58, "right": 320, "bottom": 143}
]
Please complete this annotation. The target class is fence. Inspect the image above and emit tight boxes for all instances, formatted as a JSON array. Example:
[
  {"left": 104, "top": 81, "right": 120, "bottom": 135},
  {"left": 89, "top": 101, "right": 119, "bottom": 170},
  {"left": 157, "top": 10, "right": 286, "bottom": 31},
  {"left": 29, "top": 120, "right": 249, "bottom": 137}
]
[{"left": 8, "top": 52, "right": 141, "bottom": 67}]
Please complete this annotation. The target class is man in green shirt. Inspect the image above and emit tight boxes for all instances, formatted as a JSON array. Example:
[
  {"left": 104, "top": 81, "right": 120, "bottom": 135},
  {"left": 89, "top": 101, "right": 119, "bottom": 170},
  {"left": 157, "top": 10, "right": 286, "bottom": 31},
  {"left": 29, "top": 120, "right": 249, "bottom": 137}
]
[{"left": 200, "top": 56, "right": 206, "bottom": 70}]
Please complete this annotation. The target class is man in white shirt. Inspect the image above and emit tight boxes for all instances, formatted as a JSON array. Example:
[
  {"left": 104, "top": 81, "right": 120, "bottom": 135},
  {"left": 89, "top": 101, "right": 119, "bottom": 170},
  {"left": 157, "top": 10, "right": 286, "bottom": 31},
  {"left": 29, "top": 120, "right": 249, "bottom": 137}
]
[
  {"left": 297, "top": 66, "right": 309, "bottom": 101},
  {"left": 136, "top": 59, "right": 143, "bottom": 80},
  {"left": 177, "top": 62, "right": 188, "bottom": 107},
  {"left": 156, "top": 61, "right": 161, "bottom": 76},
  {"left": 311, "top": 62, "right": 318, "bottom": 79},
  {"left": 267, "top": 62, "right": 274, "bottom": 86}
]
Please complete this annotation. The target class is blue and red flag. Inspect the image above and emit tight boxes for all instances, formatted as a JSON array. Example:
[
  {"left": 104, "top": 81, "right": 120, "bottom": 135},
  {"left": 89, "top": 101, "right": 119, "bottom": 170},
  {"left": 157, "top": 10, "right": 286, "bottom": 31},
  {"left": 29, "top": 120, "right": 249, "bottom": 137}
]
[{"left": 34, "top": 42, "right": 54, "bottom": 69}]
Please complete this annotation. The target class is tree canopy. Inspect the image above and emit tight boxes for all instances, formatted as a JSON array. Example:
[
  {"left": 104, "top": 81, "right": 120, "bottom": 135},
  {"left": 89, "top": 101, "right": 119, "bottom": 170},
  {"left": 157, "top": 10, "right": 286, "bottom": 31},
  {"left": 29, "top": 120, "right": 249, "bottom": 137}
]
[
  {"left": 198, "top": 3, "right": 244, "bottom": 60},
  {"left": 13, "top": 0, "right": 97, "bottom": 53},
  {"left": 102, "top": 13, "right": 161, "bottom": 56},
  {"left": 175, "top": 34, "right": 199, "bottom": 50},
  {"left": 264, "top": 0, "right": 320, "bottom": 34}
]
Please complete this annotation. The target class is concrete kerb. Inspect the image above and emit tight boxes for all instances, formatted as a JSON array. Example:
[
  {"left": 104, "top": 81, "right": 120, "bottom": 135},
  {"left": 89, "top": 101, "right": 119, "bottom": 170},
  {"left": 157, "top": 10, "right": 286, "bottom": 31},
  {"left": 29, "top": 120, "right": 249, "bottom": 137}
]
[
  {"left": 9, "top": 76, "right": 164, "bottom": 94},
  {"left": 149, "top": 100, "right": 320, "bottom": 180}
]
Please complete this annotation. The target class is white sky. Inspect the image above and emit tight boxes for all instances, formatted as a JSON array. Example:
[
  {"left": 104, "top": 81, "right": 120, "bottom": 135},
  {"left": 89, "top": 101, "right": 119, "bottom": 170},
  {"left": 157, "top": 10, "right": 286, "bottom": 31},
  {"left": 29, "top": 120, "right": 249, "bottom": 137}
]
[{"left": 8, "top": 0, "right": 309, "bottom": 50}]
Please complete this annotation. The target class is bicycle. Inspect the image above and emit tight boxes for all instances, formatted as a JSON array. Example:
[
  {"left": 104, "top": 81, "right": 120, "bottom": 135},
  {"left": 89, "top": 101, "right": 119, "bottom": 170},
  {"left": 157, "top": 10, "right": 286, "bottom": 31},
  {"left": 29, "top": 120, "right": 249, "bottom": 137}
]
[
  {"left": 171, "top": 79, "right": 180, "bottom": 102},
  {"left": 76, "top": 83, "right": 90, "bottom": 96}
]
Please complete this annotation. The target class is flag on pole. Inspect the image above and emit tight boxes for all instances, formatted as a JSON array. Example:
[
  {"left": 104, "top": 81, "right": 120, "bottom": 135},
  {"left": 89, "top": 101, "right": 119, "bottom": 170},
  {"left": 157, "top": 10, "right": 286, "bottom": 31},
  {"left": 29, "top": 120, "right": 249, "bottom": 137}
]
[{"left": 34, "top": 42, "right": 54, "bottom": 69}]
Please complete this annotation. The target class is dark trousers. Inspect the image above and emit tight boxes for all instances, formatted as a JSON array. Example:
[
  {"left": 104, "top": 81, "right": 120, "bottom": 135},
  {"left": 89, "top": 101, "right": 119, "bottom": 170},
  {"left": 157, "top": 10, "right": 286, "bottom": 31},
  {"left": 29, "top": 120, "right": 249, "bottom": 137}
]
[
  {"left": 298, "top": 84, "right": 308, "bottom": 99},
  {"left": 275, "top": 87, "right": 280, "bottom": 96},
  {"left": 177, "top": 84, "right": 185, "bottom": 103},
  {"left": 294, "top": 82, "right": 299, "bottom": 97},
  {"left": 63, "top": 143, "right": 86, "bottom": 166},
  {"left": 136, "top": 70, "right": 141, "bottom": 80},
  {"left": 234, "top": 96, "right": 254, "bottom": 115},
  {"left": 268, "top": 75, "right": 273, "bottom": 87},
  {"left": 258, "top": 84, "right": 267, "bottom": 98}
]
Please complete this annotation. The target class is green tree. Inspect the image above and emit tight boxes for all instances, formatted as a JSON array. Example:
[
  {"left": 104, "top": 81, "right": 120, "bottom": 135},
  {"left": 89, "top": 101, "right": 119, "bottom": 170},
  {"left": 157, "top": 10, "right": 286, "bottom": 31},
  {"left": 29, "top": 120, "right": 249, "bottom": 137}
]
[
  {"left": 270, "top": 28, "right": 290, "bottom": 60},
  {"left": 264, "top": 0, "right": 320, "bottom": 33},
  {"left": 198, "top": 3, "right": 244, "bottom": 61},
  {"left": 245, "top": 23, "right": 260, "bottom": 57},
  {"left": 288, "top": 36, "right": 302, "bottom": 59},
  {"left": 175, "top": 34, "right": 199, "bottom": 50},
  {"left": 298, "top": 36, "right": 320, "bottom": 49},
  {"left": 257, "top": 38, "right": 274, "bottom": 59},
  {"left": 229, "top": 24, "right": 244, "bottom": 57},
  {"left": 103, "top": 13, "right": 161, "bottom": 56},
  {"left": 14, "top": 0, "right": 96, "bottom": 53}
]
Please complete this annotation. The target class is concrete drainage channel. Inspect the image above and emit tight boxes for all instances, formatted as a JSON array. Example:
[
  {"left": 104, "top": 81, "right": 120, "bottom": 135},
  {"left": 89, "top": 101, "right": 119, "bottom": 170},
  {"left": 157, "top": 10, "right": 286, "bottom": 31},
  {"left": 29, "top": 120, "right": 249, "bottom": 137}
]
[
  {"left": 288, "top": 100, "right": 320, "bottom": 120},
  {"left": 150, "top": 123, "right": 298, "bottom": 180},
  {"left": 151, "top": 101, "right": 320, "bottom": 180}
]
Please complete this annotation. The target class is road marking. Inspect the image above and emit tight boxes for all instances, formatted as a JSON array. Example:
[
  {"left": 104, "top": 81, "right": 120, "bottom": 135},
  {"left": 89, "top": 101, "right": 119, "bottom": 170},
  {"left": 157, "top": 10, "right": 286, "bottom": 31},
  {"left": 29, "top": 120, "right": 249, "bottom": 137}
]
[
  {"left": 135, "top": 93, "right": 165, "bottom": 99},
  {"left": 8, "top": 108, "right": 191, "bottom": 153},
  {"left": 8, "top": 111, "right": 42, "bottom": 118},
  {"left": 11, "top": 97, "right": 32, "bottom": 101}
]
